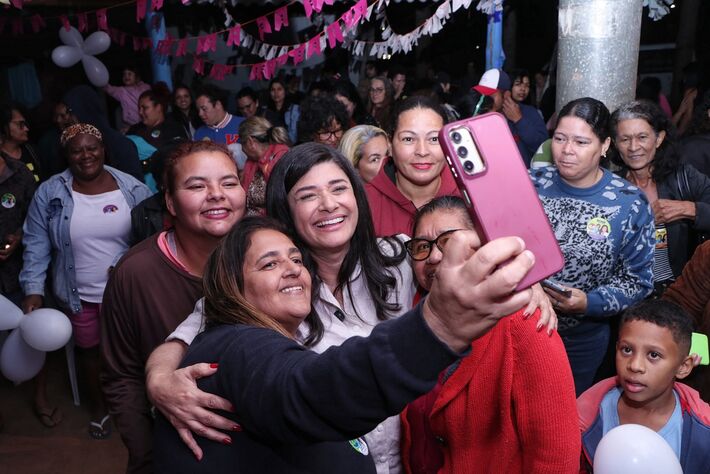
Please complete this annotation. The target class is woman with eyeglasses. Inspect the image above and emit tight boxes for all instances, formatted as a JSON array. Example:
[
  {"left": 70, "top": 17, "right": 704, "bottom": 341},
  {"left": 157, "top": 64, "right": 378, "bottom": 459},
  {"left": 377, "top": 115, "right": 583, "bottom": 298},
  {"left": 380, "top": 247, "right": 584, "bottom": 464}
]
[
  {"left": 367, "top": 76, "right": 395, "bottom": 130},
  {"left": 296, "top": 95, "right": 350, "bottom": 148},
  {"left": 1, "top": 101, "right": 43, "bottom": 182},
  {"left": 400, "top": 196, "right": 579, "bottom": 474}
]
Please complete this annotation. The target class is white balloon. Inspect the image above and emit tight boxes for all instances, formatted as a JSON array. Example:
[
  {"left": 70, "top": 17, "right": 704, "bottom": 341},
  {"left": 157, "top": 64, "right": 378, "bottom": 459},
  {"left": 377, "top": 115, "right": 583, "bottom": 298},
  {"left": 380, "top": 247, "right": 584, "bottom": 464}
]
[
  {"left": 52, "top": 45, "right": 83, "bottom": 68},
  {"left": 19, "top": 308, "right": 73, "bottom": 352},
  {"left": 83, "top": 31, "right": 111, "bottom": 56},
  {"left": 594, "top": 424, "right": 683, "bottom": 474},
  {"left": 0, "top": 328, "right": 46, "bottom": 383},
  {"left": 82, "top": 55, "right": 109, "bottom": 87},
  {"left": 0, "top": 294, "right": 22, "bottom": 331},
  {"left": 58, "top": 26, "right": 84, "bottom": 48}
]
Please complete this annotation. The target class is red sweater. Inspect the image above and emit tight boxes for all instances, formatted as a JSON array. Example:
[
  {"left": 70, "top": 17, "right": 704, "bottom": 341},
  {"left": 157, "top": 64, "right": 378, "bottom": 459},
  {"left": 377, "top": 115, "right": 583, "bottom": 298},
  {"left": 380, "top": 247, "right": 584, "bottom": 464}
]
[
  {"left": 401, "top": 309, "right": 580, "bottom": 474},
  {"left": 365, "top": 159, "right": 460, "bottom": 237}
]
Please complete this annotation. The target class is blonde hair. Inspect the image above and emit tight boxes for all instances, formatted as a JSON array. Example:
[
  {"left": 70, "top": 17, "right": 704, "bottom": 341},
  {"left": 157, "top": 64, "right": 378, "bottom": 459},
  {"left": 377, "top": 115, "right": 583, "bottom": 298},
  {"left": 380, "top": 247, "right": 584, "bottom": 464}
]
[
  {"left": 338, "top": 125, "right": 389, "bottom": 168},
  {"left": 238, "top": 116, "right": 290, "bottom": 146}
]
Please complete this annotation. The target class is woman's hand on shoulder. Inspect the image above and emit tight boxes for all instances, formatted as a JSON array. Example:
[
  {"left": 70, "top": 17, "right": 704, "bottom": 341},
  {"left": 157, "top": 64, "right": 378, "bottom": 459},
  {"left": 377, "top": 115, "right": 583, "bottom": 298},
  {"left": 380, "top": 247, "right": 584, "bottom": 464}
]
[
  {"left": 525, "top": 283, "right": 558, "bottom": 335},
  {"left": 652, "top": 199, "right": 696, "bottom": 224},
  {"left": 147, "top": 359, "right": 237, "bottom": 460}
]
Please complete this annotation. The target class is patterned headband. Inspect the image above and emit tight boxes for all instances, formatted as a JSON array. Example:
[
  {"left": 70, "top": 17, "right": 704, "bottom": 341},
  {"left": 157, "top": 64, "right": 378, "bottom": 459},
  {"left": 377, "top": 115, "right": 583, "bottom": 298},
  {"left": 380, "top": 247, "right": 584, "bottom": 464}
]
[{"left": 60, "top": 123, "right": 103, "bottom": 147}]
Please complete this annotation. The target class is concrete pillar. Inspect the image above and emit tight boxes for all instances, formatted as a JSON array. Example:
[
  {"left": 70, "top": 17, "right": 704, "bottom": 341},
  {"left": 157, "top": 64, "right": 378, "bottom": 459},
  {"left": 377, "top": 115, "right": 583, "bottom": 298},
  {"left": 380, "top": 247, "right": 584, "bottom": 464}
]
[{"left": 556, "top": 0, "right": 643, "bottom": 113}]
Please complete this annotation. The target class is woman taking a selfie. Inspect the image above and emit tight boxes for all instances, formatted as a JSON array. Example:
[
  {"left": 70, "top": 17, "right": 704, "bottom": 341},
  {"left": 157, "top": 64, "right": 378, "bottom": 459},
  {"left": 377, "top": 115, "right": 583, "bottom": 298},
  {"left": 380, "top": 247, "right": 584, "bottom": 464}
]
[{"left": 529, "top": 97, "right": 655, "bottom": 395}]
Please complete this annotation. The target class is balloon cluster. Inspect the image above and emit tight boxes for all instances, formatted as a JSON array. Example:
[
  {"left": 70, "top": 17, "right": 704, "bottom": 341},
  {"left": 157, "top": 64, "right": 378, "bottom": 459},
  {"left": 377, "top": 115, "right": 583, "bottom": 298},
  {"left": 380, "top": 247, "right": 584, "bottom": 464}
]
[
  {"left": 594, "top": 424, "right": 682, "bottom": 474},
  {"left": 51, "top": 27, "right": 111, "bottom": 88},
  {"left": 0, "top": 295, "right": 73, "bottom": 383}
]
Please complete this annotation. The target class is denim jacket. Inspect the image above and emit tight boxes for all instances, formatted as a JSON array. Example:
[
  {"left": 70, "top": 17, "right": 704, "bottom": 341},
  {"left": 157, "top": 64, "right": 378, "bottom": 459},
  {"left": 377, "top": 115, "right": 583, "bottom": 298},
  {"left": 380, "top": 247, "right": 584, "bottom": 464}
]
[{"left": 20, "top": 166, "right": 151, "bottom": 313}]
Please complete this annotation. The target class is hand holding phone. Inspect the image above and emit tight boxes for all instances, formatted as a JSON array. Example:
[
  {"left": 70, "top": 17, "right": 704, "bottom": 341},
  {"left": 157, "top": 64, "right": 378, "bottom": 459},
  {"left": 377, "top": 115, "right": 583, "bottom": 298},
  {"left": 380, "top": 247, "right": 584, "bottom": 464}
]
[
  {"left": 691, "top": 333, "right": 709, "bottom": 366},
  {"left": 541, "top": 279, "right": 572, "bottom": 298}
]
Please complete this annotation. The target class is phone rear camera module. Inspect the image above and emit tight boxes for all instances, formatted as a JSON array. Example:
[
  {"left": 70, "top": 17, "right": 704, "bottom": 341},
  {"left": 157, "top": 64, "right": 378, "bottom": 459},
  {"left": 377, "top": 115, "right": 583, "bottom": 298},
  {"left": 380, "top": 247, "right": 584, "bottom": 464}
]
[
  {"left": 463, "top": 160, "right": 474, "bottom": 172},
  {"left": 457, "top": 146, "right": 468, "bottom": 158},
  {"left": 451, "top": 131, "right": 462, "bottom": 144}
]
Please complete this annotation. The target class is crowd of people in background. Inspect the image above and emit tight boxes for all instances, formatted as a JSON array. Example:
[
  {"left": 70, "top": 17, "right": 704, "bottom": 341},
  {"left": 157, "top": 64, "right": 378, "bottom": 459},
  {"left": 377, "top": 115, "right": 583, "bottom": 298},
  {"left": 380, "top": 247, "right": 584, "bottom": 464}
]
[{"left": 2, "top": 57, "right": 710, "bottom": 473}]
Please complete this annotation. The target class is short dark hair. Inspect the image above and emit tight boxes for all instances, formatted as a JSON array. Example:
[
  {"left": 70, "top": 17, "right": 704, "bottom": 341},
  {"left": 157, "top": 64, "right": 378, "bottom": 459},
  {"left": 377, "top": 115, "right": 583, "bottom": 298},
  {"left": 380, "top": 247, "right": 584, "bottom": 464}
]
[
  {"left": 236, "top": 87, "right": 258, "bottom": 102},
  {"left": 390, "top": 95, "right": 448, "bottom": 135},
  {"left": 139, "top": 83, "right": 171, "bottom": 115},
  {"left": 609, "top": 99, "right": 680, "bottom": 183},
  {"left": 620, "top": 300, "right": 694, "bottom": 356},
  {"left": 296, "top": 95, "right": 349, "bottom": 144},
  {"left": 413, "top": 195, "right": 473, "bottom": 236},
  {"left": 556, "top": 97, "right": 610, "bottom": 142},
  {"left": 266, "top": 143, "right": 406, "bottom": 329},
  {"left": 0, "top": 101, "right": 26, "bottom": 139},
  {"left": 195, "top": 84, "right": 228, "bottom": 108}
]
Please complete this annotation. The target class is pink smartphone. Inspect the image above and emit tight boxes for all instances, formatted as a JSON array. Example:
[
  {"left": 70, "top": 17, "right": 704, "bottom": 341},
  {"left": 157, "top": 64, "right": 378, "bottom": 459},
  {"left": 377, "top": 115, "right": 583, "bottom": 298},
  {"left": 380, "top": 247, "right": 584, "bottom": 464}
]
[{"left": 438, "top": 112, "right": 564, "bottom": 290}]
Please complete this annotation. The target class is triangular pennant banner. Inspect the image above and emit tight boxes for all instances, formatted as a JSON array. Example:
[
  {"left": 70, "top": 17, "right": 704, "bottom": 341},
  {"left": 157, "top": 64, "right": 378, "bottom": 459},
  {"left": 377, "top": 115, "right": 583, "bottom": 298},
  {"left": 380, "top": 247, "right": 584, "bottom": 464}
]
[{"left": 274, "top": 6, "right": 289, "bottom": 32}]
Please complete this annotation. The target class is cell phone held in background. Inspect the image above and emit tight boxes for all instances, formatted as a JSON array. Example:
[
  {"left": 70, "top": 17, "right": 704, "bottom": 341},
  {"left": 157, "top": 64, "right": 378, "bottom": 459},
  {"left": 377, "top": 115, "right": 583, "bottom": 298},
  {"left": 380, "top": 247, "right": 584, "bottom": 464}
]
[
  {"left": 438, "top": 112, "right": 564, "bottom": 291},
  {"left": 541, "top": 279, "right": 573, "bottom": 298}
]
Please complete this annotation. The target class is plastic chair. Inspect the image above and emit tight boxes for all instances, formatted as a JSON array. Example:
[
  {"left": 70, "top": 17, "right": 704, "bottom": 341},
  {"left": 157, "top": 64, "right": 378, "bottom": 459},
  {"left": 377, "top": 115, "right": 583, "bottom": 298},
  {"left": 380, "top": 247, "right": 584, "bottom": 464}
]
[{"left": 65, "top": 338, "right": 80, "bottom": 406}]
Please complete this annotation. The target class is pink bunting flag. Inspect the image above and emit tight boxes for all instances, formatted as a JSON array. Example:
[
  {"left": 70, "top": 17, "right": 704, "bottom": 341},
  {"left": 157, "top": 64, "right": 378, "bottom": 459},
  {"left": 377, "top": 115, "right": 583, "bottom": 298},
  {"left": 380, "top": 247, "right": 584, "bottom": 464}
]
[
  {"left": 273, "top": 6, "right": 289, "bottom": 32},
  {"left": 206, "top": 33, "right": 217, "bottom": 52},
  {"left": 324, "top": 0, "right": 335, "bottom": 4},
  {"left": 226, "top": 24, "right": 241, "bottom": 47},
  {"left": 249, "top": 63, "right": 265, "bottom": 81},
  {"left": 301, "top": 0, "right": 313, "bottom": 19},
  {"left": 30, "top": 14, "right": 46, "bottom": 34},
  {"left": 264, "top": 59, "right": 278, "bottom": 80},
  {"left": 256, "top": 16, "right": 271, "bottom": 41},
  {"left": 118, "top": 31, "right": 127, "bottom": 47},
  {"left": 289, "top": 43, "right": 306, "bottom": 65},
  {"left": 193, "top": 57, "right": 205, "bottom": 75},
  {"left": 326, "top": 21, "right": 343, "bottom": 49},
  {"left": 175, "top": 38, "right": 188, "bottom": 57},
  {"left": 353, "top": 0, "right": 368, "bottom": 23},
  {"left": 276, "top": 53, "right": 289, "bottom": 67},
  {"left": 312, "top": 0, "right": 325, "bottom": 13},
  {"left": 210, "top": 64, "right": 230, "bottom": 81},
  {"left": 108, "top": 28, "right": 119, "bottom": 44},
  {"left": 196, "top": 36, "right": 207, "bottom": 54},
  {"left": 77, "top": 12, "right": 88, "bottom": 33},
  {"left": 96, "top": 9, "right": 108, "bottom": 31},
  {"left": 60, "top": 15, "right": 71, "bottom": 32},
  {"left": 341, "top": 10, "right": 355, "bottom": 28},
  {"left": 133, "top": 36, "right": 142, "bottom": 51},
  {"left": 306, "top": 34, "right": 321, "bottom": 59},
  {"left": 11, "top": 18, "right": 23, "bottom": 36},
  {"left": 10, "top": 0, "right": 24, "bottom": 9},
  {"left": 136, "top": 0, "right": 148, "bottom": 22},
  {"left": 157, "top": 38, "right": 173, "bottom": 55},
  {"left": 151, "top": 0, "right": 164, "bottom": 10}
]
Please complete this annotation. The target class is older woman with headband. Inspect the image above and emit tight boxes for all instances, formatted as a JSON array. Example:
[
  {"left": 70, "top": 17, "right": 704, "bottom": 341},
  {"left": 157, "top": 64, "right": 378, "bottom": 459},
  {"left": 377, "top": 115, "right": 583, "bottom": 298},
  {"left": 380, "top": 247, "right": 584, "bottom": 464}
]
[
  {"left": 20, "top": 123, "right": 151, "bottom": 437},
  {"left": 338, "top": 125, "right": 389, "bottom": 183}
]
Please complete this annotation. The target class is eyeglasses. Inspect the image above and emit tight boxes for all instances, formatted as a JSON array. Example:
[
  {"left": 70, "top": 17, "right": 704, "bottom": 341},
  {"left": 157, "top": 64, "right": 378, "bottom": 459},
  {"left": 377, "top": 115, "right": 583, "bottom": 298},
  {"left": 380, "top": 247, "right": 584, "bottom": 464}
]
[
  {"left": 11, "top": 120, "right": 28, "bottom": 129},
  {"left": 317, "top": 128, "right": 344, "bottom": 141},
  {"left": 369, "top": 87, "right": 385, "bottom": 94},
  {"left": 405, "top": 229, "right": 463, "bottom": 261}
]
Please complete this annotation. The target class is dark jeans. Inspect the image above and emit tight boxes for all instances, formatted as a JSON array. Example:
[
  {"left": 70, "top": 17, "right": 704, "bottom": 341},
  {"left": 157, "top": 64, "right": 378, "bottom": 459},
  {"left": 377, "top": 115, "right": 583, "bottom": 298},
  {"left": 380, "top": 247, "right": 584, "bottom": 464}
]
[{"left": 560, "top": 321, "right": 610, "bottom": 397}]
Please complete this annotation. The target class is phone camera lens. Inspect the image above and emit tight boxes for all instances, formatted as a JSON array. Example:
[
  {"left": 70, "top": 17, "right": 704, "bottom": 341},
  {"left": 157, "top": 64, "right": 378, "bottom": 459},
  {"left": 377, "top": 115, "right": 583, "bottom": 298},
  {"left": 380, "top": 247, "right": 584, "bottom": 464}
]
[
  {"left": 463, "top": 161, "right": 474, "bottom": 172},
  {"left": 451, "top": 131, "right": 462, "bottom": 144},
  {"left": 457, "top": 146, "right": 468, "bottom": 158}
]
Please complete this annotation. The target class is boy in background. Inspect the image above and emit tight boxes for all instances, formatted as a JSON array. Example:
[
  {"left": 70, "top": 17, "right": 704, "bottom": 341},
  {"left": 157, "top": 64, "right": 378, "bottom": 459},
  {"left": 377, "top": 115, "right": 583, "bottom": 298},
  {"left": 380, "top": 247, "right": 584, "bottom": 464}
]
[{"left": 577, "top": 300, "right": 710, "bottom": 472}]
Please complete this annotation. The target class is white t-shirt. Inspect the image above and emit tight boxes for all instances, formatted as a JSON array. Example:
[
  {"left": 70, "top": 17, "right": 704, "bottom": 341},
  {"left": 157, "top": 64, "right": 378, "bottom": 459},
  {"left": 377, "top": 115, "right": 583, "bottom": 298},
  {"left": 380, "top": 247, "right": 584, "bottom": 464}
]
[{"left": 70, "top": 189, "right": 131, "bottom": 303}]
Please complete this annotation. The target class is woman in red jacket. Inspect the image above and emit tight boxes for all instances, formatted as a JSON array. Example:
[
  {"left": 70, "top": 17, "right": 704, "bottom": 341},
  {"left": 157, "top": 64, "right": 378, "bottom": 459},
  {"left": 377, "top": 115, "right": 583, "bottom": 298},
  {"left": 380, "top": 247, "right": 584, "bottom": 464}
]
[
  {"left": 365, "top": 96, "right": 459, "bottom": 237},
  {"left": 401, "top": 196, "right": 580, "bottom": 474}
]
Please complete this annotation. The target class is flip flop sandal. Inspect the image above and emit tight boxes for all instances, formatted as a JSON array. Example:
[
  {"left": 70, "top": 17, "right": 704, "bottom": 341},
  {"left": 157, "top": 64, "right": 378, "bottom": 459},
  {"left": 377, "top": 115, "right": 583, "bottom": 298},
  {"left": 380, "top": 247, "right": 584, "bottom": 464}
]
[
  {"left": 34, "top": 406, "right": 63, "bottom": 428},
  {"left": 89, "top": 415, "right": 112, "bottom": 440}
]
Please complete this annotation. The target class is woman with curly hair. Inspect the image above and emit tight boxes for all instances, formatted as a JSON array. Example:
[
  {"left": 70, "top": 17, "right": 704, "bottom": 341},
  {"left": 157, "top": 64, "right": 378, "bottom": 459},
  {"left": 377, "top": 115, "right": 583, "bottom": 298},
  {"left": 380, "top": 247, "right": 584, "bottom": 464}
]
[
  {"left": 296, "top": 94, "right": 349, "bottom": 148},
  {"left": 610, "top": 99, "right": 710, "bottom": 290}
]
